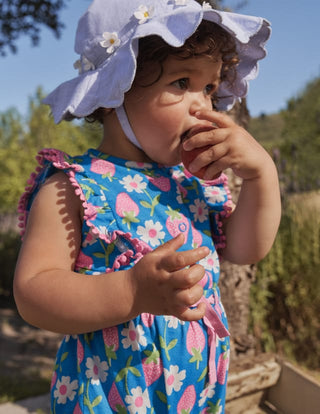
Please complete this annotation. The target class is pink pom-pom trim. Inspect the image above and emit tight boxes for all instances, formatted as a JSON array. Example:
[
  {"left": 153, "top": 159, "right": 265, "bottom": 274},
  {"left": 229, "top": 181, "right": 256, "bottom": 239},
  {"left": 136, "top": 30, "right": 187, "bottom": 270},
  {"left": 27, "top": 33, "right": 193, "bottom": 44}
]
[{"left": 18, "top": 149, "right": 153, "bottom": 271}]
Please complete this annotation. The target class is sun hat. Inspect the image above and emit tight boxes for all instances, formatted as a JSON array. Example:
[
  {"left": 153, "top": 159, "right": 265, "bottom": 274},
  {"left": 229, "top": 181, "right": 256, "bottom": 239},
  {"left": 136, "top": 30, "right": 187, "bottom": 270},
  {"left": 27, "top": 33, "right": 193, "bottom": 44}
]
[{"left": 43, "top": 0, "right": 271, "bottom": 124}]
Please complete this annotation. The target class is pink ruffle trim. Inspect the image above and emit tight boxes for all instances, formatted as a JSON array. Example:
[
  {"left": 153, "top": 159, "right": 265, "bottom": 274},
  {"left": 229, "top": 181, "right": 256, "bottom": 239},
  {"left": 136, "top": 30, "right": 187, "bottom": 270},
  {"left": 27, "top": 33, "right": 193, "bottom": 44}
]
[
  {"left": 17, "top": 149, "right": 152, "bottom": 271},
  {"left": 203, "top": 173, "right": 233, "bottom": 252},
  {"left": 182, "top": 169, "right": 233, "bottom": 252},
  {"left": 17, "top": 148, "right": 77, "bottom": 237}
]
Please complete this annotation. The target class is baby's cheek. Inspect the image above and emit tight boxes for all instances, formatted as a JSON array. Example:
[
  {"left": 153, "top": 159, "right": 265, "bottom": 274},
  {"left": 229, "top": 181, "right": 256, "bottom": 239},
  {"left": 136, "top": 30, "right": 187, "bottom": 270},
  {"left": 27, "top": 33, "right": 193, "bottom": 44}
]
[{"left": 158, "top": 91, "right": 183, "bottom": 105}]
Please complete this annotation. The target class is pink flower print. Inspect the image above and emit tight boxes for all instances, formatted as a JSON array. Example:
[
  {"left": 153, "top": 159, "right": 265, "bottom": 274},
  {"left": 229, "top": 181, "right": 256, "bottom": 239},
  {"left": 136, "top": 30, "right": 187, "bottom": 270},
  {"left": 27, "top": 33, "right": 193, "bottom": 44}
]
[
  {"left": 142, "top": 355, "right": 163, "bottom": 386},
  {"left": 53, "top": 376, "right": 78, "bottom": 404},
  {"left": 125, "top": 386, "right": 151, "bottom": 414},
  {"left": 90, "top": 158, "right": 115, "bottom": 180},
  {"left": 73, "top": 402, "right": 83, "bottom": 414},
  {"left": 199, "top": 250, "right": 219, "bottom": 274},
  {"left": 115, "top": 193, "right": 140, "bottom": 229},
  {"left": 147, "top": 175, "right": 171, "bottom": 191},
  {"left": 121, "top": 320, "right": 147, "bottom": 351},
  {"left": 189, "top": 199, "right": 208, "bottom": 223},
  {"left": 204, "top": 186, "right": 225, "bottom": 204},
  {"left": 164, "top": 365, "right": 186, "bottom": 396},
  {"left": 141, "top": 312, "right": 155, "bottom": 328},
  {"left": 108, "top": 381, "right": 125, "bottom": 412},
  {"left": 103, "top": 326, "right": 119, "bottom": 365},
  {"left": 217, "top": 347, "right": 230, "bottom": 385},
  {"left": 76, "top": 251, "right": 93, "bottom": 271},
  {"left": 177, "top": 385, "right": 196, "bottom": 414},
  {"left": 137, "top": 220, "right": 165, "bottom": 247},
  {"left": 186, "top": 322, "right": 206, "bottom": 369},
  {"left": 165, "top": 206, "right": 190, "bottom": 242},
  {"left": 191, "top": 223, "right": 203, "bottom": 248},
  {"left": 120, "top": 174, "right": 147, "bottom": 193},
  {"left": 85, "top": 355, "right": 109, "bottom": 385}
]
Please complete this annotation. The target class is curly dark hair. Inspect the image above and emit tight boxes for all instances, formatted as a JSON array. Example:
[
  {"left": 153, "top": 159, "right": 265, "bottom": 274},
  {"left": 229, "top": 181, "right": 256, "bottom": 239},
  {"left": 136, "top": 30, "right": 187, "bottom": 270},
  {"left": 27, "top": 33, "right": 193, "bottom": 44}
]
[
  {"left": 88, "top": 17, "right": 238, "bottom": 123},
  {"left": 135, "top": 20, "right": 238, "bottom": 95}
]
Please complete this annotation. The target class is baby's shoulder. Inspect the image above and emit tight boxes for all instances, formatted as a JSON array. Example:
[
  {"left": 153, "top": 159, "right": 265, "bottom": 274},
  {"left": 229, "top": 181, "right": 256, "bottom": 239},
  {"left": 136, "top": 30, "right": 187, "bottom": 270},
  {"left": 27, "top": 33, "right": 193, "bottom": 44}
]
[{"left": 36, "top": 171, "right": 83, "bottom": 221}]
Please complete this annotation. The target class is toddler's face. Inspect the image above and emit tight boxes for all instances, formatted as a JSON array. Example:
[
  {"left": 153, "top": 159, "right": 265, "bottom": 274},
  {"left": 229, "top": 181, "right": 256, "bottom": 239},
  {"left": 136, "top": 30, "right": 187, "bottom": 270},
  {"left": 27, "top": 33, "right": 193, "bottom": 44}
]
[{"left": 123, "top": 53, "right": 222, "bottom": 165}]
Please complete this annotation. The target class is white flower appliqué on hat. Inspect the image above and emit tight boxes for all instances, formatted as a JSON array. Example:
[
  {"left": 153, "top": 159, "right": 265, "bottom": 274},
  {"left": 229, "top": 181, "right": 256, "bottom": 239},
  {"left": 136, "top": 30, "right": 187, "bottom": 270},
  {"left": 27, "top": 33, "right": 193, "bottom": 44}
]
[
  {"left": 134, "top": 5, "right": 155, "bottom": 24},
  {"left": 100, "top": 32, "right": 121, "bottom": 54},
  {"left": 73, "top": 55, "right": 95, "bottom": 75},
  {"left": 202, "top": 1, "right": 212, "bottom": 10}
]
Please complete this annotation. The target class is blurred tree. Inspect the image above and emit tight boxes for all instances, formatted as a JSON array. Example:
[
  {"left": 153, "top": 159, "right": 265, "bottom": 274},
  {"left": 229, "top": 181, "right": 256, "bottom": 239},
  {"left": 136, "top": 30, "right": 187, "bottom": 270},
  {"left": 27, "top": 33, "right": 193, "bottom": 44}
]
[
  {"left": 248, "top": 77, "right": 320, "bottom": 194},
  {"left": 0, "top": 0, "right": 70, "bottom": 55},
  {"left": 0, "top": 87, "right": 101, "bottom": 212},
  {"left": 280, "top": 77, "right": 320, "bottom": 192}
]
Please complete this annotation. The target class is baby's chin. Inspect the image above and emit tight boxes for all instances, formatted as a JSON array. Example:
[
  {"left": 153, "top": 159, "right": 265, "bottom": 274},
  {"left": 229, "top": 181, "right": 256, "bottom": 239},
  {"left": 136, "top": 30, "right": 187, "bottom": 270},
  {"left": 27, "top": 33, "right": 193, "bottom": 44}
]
[{"left": 153, "top": 153, "right": 183, "bottom": 167}]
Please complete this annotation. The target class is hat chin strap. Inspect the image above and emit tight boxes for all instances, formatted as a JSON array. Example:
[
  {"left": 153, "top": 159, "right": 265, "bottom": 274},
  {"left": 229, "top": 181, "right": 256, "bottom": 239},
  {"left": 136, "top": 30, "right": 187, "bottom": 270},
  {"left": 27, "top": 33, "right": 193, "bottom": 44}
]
[{"left": 115, "top": 105, "right": 142, "bottom": 150}]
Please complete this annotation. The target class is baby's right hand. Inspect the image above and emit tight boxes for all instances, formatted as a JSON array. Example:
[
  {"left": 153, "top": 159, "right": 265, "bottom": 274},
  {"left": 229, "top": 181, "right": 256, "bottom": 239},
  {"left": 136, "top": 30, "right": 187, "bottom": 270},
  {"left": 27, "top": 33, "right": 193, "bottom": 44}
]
[{"left": 129, "top": 234, "right": 209, "bottom": 321}]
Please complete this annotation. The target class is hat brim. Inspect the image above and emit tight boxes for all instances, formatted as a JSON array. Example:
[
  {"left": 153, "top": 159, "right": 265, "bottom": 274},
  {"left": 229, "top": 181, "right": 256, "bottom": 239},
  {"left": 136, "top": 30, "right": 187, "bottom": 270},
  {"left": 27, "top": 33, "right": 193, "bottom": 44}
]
[{"left": 43, "top": 2, "right": 271, "bottom": 123}]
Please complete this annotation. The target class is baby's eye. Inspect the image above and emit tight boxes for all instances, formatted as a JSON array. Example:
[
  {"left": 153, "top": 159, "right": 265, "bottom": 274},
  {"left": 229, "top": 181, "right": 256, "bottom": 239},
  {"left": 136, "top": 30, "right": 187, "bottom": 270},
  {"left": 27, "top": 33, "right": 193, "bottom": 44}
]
[
  {"left": 204, "top": 84, "right": 215, "bottom": 96},
  {"left": 172, "top": 78, "right": 189, "bottom": 90}
]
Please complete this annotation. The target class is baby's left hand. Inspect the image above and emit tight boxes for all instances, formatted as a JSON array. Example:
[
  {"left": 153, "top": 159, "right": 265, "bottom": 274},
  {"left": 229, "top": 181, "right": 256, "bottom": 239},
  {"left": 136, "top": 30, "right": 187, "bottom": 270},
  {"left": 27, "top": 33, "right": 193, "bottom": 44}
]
[{"left": 182, "top": 109, "right": 271, "bottom": 181}]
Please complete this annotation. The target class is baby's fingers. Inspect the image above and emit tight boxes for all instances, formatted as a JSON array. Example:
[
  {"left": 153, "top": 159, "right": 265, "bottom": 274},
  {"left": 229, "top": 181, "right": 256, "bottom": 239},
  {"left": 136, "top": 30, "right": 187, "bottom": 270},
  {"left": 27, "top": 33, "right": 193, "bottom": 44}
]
[
  {"left": 195, "top": 109, "right": 234, "bottom": 128},
  {"left": 177, "top": 302, "right": 206, "bottom": 322},
  {"left": 171, "top": 263, "right": 206, "bottom": 290},
  {"left": 161, "top": 246, "right": 209, "bottom": 272}
]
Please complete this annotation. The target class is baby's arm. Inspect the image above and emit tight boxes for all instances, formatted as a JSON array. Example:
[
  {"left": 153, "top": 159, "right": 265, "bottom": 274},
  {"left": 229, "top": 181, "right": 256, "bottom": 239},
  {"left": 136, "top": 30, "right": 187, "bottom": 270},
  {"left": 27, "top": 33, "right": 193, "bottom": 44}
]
[
  {"left": 14, "top": 172, "right": 208, "bottom": 334},
  {"left": 182, "top": 109, "right": 281, "bottom": 265}
]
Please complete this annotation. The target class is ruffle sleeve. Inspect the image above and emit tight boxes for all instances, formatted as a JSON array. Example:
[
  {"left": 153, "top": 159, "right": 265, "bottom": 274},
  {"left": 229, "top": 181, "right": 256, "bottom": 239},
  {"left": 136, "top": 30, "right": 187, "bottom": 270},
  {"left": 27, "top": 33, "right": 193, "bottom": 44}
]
[
  {"left": 17, "top": 149, "right": 152, "bottom": 273},
  {"left": 17, "top": 148, "right": 80, "bottom": 238}
]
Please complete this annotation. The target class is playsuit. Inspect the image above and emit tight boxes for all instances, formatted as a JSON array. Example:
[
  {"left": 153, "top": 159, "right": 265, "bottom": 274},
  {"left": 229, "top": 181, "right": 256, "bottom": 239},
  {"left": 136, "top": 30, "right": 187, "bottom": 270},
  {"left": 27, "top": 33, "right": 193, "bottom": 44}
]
[{"left": 19, "top": 147, "right": 233, "bottom": 414}]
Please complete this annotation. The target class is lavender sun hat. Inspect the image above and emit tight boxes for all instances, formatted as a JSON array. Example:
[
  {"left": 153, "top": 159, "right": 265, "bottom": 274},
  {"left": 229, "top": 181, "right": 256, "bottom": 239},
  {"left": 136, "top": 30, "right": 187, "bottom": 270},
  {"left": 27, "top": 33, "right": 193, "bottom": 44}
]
[{"left": 43, "top": 0, "right": 271, "bottom": 127}]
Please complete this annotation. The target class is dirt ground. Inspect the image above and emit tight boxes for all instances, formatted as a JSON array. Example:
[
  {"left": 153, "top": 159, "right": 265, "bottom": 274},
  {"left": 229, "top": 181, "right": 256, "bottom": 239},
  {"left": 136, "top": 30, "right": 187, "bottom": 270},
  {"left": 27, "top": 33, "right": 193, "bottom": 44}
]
[{"left": 0, "top": 306, "right": 63, "bottom": 399}]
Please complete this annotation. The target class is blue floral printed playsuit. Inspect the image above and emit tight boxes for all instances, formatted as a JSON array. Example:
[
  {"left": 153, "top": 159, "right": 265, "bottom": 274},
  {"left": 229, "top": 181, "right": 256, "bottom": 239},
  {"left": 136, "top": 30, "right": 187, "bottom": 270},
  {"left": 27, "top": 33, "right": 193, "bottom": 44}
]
[{"left": 19, "top": 148, "right": 233, "bottom": 414}]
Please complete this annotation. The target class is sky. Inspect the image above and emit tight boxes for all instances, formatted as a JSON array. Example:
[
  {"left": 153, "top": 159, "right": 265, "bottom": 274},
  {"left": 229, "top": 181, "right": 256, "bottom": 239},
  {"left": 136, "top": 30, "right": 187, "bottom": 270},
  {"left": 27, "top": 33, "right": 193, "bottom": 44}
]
[{"left": 0, "top": 0, "right": 319, "bottom": 118}]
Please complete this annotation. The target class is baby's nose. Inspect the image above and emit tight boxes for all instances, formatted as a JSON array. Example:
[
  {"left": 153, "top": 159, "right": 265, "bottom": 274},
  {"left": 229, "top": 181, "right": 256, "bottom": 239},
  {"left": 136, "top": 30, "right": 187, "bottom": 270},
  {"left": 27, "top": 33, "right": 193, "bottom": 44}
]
[{"left": 189, "top": 92, "right": 212, "bottom": 115}]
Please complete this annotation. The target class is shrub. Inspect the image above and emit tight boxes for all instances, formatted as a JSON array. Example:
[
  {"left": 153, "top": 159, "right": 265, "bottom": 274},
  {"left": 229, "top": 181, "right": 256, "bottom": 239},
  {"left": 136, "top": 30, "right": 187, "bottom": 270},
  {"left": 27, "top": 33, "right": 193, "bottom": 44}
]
[{"left": 250, "top": 193, "right": 320, "bottom": 369}]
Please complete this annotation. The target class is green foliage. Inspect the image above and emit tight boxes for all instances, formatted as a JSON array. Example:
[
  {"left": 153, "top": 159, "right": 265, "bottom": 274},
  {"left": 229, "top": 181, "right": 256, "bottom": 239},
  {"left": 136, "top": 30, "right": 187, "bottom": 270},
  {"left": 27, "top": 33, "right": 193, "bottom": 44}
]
[
  {"left": 0, "top": 374, "right": 51, "bottom": 404},
  {"left": 249, "top": 77, "right": 320, "bottom": 193},
  {"left": 250, "top": 193, "right": 320, "bottom": 369},
  {"left": 279, "top": 78, "right": 320, "bottom": 192},
  {"left": 248, "top": 113, "right": 284, "bottom": 150},
  {"left": 0, "top": 87, "right": 101, "bottom": 213}
]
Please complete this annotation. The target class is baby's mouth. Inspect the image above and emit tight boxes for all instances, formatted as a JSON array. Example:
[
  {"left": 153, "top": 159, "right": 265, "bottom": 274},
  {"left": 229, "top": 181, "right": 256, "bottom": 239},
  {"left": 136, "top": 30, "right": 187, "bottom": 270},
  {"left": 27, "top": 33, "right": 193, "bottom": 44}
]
[{"left": 180, "top": 130, "right": 190, "bottom": 143}]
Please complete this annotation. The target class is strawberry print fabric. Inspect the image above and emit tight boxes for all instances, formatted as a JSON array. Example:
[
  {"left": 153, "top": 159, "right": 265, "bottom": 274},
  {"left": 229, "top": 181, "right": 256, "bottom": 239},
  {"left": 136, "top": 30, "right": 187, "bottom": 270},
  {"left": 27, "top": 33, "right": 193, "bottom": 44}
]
[{"left": 19, "top": 148, "right": 233, "bottom": 413}]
